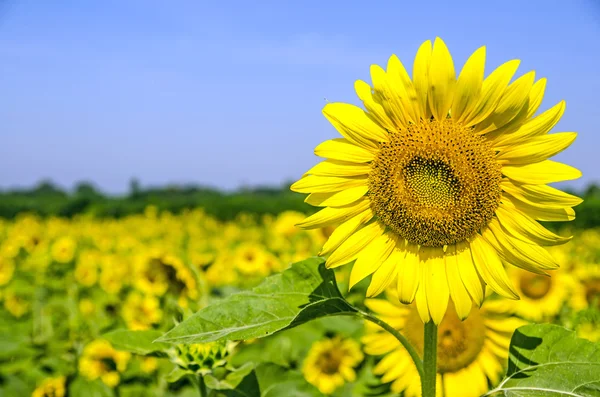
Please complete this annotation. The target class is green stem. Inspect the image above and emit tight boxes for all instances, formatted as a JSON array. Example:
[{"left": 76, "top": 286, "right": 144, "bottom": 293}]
[
  {"left": 191, "top": 374, "right": 208, "bottom": 397},
  {"left": 422, "top": 321, "right": 438, "bottom": 397},
  {"left": 357, "top": 310, "right": 424, "bottom": 379},
  {"left": 198, "top": 375, "right": 207, "bottom": 397}
]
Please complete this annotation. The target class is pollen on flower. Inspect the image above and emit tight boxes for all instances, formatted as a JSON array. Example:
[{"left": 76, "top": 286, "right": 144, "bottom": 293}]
[{"left": 368, "top": 118, "right": 502, "bottom": 247}]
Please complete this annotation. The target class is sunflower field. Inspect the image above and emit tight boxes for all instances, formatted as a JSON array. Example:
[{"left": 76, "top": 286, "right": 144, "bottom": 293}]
[
  {"left": 3, "top": 35, "right": 600, "bottom": 397},
  {"left": 0, "top": 207, "right": 598, "bottom": 397}
]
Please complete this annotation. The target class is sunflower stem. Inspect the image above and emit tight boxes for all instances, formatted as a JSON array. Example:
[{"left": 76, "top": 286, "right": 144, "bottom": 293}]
[
  {"left": 422, "top": 321, "right": 438, "bottom": 397},
  {"left": 194, "top": 374, "right": 207, "bottom": 397},
  {"left": 357, "top": 310, "right": 424, "bottom": 379}
]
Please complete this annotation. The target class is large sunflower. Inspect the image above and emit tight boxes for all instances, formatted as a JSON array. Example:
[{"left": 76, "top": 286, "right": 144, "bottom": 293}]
[
  {"left": 291, "top": 37, "right": 581, "bottom": 324},
  {"left": 362, "top": 292, "right": 526, "bottom": 397}
]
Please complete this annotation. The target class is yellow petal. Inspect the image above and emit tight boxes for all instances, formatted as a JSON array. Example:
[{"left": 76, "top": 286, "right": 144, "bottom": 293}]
[
  {"left": 367, "top": 246, "right": 404, "bottom": 297},
  {"left": 456, "top": 241, "right": 485, "bottom": 306},
  {"left": 497, "top": 132, "right": 577, "bottom": 165},
  {"left": 412, "top": 40, "right": 433, "bottom": 119},
  {"left": 422, "top": 247, "right": 449, "bottom": 325},
  {"left": 428, "top": 37, "right": 456, "bottom": 121},
  {"left": 349, "top": 233, "right": 395, "bottom": 289},
  {"left": 501, "top": 180, "right": 582, "bottom": 208},
  {"left": 370, "top": 65, "right": 408, "bottom": 128},
  {"left": 495, "top": 204, "right": 571, "bottom": 246},
  {"left": 462, "top": 59, "right": 520, "bottom": 127},
  {"left": 494, "top": 101, "right": 565, "bottom": 147},
  {"left": 305, "top": 159, "right": 371, "bottom": 177},
  {"left": 476, "top": 71, "right": 535, "bottom": 135},
  {"left": 470, "top": 236, "right": 519, "bottom": 299},
  {"left": 452, "top": 46, "right": 485, "bottom": 122},
  {"left": 291, "top": 175, "right": 367, "bottom": 193},
  {"left": 504, "top": 195, "right": 576, "bottom": 222},
  {"left": 364, "top": 298, "right": 408, "bottom": 318},
  {"left": 387, "top": 55, "right": 421, "bottom": 123},
  {"left": 502, "top": 160, "right": 581, "bottom": 184},
  {"left": 320, "top": 207, "right": 373, "bottom": 255},
  {"left": 354, "top": 80, "right": 396, "bottom": 132},
  {"left": 527, "top": 78, "right": 547, "bottom": 119},
  {"left": 397, "top": 244, "right": 420, "bottom": 304},
  {"left": 305, "top": 185, "right": 369, "bottom": 207},
  {"left": 446, "top": 245, "right": 473, "bottom": 319},
  {"left": 326, "top": 220, "right": 384, "bottom": 268},
  {"left": 415, "top": 263, "right": 431, "bottom": 323},
  {"left": 314, "top": 138, "right": 375, "bottom": 163},
  {"left": 323, "top": 103, "right": 389, "bottom": 149},
  {"left": 483, "top": 222, "right": 557, "bottom": 273},
  {"left": 297, "top": 199, "right": 371, "bottom": 230}
]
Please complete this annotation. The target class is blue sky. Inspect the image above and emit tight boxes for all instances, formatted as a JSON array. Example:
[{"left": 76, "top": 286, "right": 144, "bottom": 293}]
[{"left": 1, "top": 0, "right": 599, "bottom": 193}]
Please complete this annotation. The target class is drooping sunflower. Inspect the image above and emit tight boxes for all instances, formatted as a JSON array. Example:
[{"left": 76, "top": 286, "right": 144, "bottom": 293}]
[
  {"left": 362, "top": 292, "right": 526, "bottom": 397},
  {"left": 291, "top": 37, "right": 581, "bottom": 323}
]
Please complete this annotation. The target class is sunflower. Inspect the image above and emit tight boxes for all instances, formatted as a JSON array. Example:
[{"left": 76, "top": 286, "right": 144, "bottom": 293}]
[
  {"left": 302, "top": 336, "right": 364, "bottom": 395},
  {"left": 494, "top": 267, "right": 580, "bottom": 321},
  {"left": 362, "top": 292, "right": 526, "bottom": 397},
  {"left": 291, "top": 37, "right": 581, "bottom": 323}
]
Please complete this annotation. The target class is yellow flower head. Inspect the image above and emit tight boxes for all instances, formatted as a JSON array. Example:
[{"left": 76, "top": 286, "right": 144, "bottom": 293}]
[
  {"left": 122, "top": 291, "right": 162, "bottom": 330},
  {"left": 362, "top": 292, "right": 526, "bottom": 397},
  {"left": 50, "top": 236, "right": 77, "bottom": 264},
  {"left": 140, "top": 356, "right": 159, "bottom": 374},
  {"left": 79, "top": 340, "right": 131, "bottom": 388},
  {"left": 291, "top": 37, "right": 581, "bottom": 324},
  {"left": 495, "top": 267, "right": 582, "bottom": 321},
  {"left": 302, "top": 336, "right": 364, "bottom": 395},
  {"left": 0, "top": 257, "right": 15, "bottom": 286},
  {"left": 3, "top": 288, "right": 29, "bottom": 318},
  {"left": 74, "top": 250, "right": 100, "bottom": 287},
  {"left": 32, "top": 376, "right": 66, "bottom": 397},
  {"left": 234, "top": 243, "right": 273, "bottom": 276}
]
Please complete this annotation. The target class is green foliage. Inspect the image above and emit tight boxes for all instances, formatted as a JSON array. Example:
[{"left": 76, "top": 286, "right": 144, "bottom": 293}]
[
  {"left": 103, "top": 329, "right": 170, "bottom": 356},
  {"left": 158, "top": 257, "right": 356, "bottom": 344},
  {"left": 0, "top": 181, "right": 312, "bottom": 220},
  {"left": 1, "top": 181, "right": 600, "bottom": 228},
  {"left": 486, "top": 324, "right": 600, "bottom": 396}
]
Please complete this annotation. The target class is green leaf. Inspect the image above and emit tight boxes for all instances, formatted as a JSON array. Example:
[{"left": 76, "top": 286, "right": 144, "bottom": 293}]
[
  {"left": 69, "top": 377, "right": 114, "bottom": 397},
  {"left": 204, "top": 362, "right": 255, "bottom": 390},
  {"left": 102, "top": 329, "right": 170, "bottom": 355},
  {"left": 254, "top": 363, "right": 321, "bottom": 397},
  {"left": 157, "top": 257, "right": 356, "bottom": 344},
  {"left": 216, "top": 363, "right": 321, "bottom": 397},
  {"left": 485, "top": 324, "right": 600, "bottom": 396},
  {"left": 165, "top": 367, "right": 189, "bottom": 383}
]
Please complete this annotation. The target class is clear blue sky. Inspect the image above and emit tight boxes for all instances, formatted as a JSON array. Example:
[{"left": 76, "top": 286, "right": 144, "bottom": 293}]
[{"left": 1, "top": 0, "right": 599, "bottom": 193}]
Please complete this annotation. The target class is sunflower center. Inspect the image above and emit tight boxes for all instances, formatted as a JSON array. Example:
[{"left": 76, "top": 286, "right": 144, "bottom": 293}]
[
  {"left": 316, "top": 350, "right": 342, "bottom": 375},
  {"left": 403, "top": 302, "right": 486, "bottom": 373},
  {"left": 368, "top": 119, "right": 502, "bottom": 247},
  {"left": 584, "top": 278, "right": 600, "bottom": 307},
  {"left": 520, "top": 273, "right": 553, "bottom": 300}
]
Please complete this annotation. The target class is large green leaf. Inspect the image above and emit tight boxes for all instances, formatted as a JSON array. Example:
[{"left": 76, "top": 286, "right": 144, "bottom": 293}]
[
  {"left": 69, "top": 377, "right": 114, "bottom": 397},
  {"left": 485, "top": 324, "right": 600, "bottom": 396},
  {"left": 216, "top": 363, "right": 321, "bottom": 397},
  {"left": 157, "top": 257, "right": 356, "bottom": 344},
  {"left": 102, "top": 329, "right": 170, "bottom": 355}
]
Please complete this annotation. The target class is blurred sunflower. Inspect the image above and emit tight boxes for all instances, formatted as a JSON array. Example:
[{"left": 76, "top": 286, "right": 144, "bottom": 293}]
[
  {"left": 302, "top": 336, "right": 364, "bottom": 395},
  {"left": 362, "top": 292, "right": 525, "bottom": 397},
  {"left": 291, "top": 37, "right": 580, "bottom": 323},
  {"left": 494, "top": 267, "right": 580, "bottom": 321},
  {"left": 32, "top": 376, "right": 66, "bottom": 397},
  {"left": 572, "top": 264, "right": 600, "bottom": 309},
  {"left": 0, "top": 257, "right": 15, "bottom": 286},
  {"left": 79, "top": 340, "right": 130, "bottom": 387},
  {"left": 122, "top": 291, "right": 162, "bottom": 330}
]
